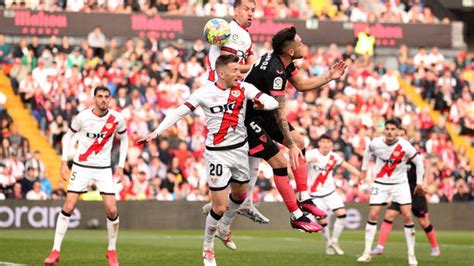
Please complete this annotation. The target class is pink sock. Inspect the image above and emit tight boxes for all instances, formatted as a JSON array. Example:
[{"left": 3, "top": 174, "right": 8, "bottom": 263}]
[
  {"left": 377, "top": 220, "right": 393, "bottom": 247},
  {"left": 274, "top": 173, "right": 298, "bottom": 212},
  {"left": 292, "top": 156, "right": 308, "bottom": 192},
  {"left": 424, "top": 224, "right": 439, "bottom": 248}
]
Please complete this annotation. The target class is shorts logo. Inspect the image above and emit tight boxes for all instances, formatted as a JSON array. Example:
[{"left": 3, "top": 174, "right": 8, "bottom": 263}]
[
  {"left": 231, "top": 34, "right": 239, "bottom": 41},
  {"left": 105, "top": 123, "right": 113, "bottom": 130},
  {"left": 259, "top": 135, "right": 267, "bottom": 143},
  {"left": 231, "top": 90, "right": 241, "bottom": 97},
  {"left": 210, "top": 176, "right": 218, "bottom": 184},
  {"left": 273, "top": 77, "right": 283, "bottom": 90},
  {"left": 276, "top": 70, "right": 284, "bottom": 74}
]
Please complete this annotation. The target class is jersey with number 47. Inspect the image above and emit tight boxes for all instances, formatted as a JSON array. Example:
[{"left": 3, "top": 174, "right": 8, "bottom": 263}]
[
  {"left": 361, "top": 137, "right": 417, "bottom": 184},
  {"left": 244, "top": 52, "right": 298, "bottom": 119}
]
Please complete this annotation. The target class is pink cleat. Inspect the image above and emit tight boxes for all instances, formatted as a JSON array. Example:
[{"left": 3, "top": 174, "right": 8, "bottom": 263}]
[
  {"left": 290, "top": 214, "right": 323, "bottom": 233},
  {"left": 298, "top": 199, "right": 327, "bottom": 218},
  {"left": 44, "top": 250, "right": 60, "bottom": 265},
  {"left": 106, "top": 250, "right": 119, "bottom": 266}
]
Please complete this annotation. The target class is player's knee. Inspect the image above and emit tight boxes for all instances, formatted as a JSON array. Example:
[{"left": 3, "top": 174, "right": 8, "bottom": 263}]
[
  {"left": 62, "top": 203, "right": 75, "bottom": 214},
  {"left": 212, "top": 205, "right": 227, "bottom": 215},
  {"left": 368, "top": 212, "right": 379, "bottom": 221},
  {"left": 106, "top": 206, "right": 118, "bottom": 219},
  {"left": 268, "top": 153, "right": 287, "bottom": 168}
]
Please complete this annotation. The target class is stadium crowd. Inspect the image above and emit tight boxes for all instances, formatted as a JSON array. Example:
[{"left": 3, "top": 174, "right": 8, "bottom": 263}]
[
  {"left": 1, "top": 0, "right": 450, "bottom": 24},
  {"left": 0, "top": 26, "right": 472, "bottom": 203}
]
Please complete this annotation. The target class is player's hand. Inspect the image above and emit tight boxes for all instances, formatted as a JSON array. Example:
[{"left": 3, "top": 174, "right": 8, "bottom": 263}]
[
  {"left": 137, "top": 131, "right": 158, "bottom": 145},
  {"left": 328, "top": 61, "right": 347, "bottom": 80},
  {"left": 60, "top": 161, "right": 70, "bottom": 182},
  {"left": 414, "top": 185, "right": 425, "bottom": 196},
  {"left": 358, "top": 171, "right": 367, "bottom": 184},
  {"left": 253, "top": 98, "right": 264, "bottom": 110},
  {"left": 115, "top": 167, "right": 124, "bottom": 179},
  {"left": 289, "top": 144, "right": 304, "bottom": 169}
]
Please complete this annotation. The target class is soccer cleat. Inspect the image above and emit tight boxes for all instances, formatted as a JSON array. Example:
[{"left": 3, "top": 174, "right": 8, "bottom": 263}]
[
  {"left": 202, "top": 248, "right": 216, "bottom": 266},
  {"left": 371, "top": 246, "right": 384, "bottom": 256},
  {"left": 330, "top": 241, "right": 345, "bottom": 255},
  {"left": 216, "top": 228, "right": 237, "bottom": 250},
  {"left": 326, "top": 243, "right": 335, "bottom": 255},
  {"left": 44, "top": 250, "right": 60, "bottom": 265},
  {"left": 357, "top": 252, "right": 372, "bottom": 263},
  {"left": 430, "top": 247, "right": 440, "bottom": 256},
  {"left": 238, "top": 203, "right": 270, "bottom": 224},
  {"left": 290, "top": 214, "right": 323, "bottom": 233},
  {"left": 106, "top": 250, "right": 119, "bottom": 266},
  {"left": 202, "top": 202, "right": 212, "bottom": 215},
  {"left": 297, "top": 199, "right": 327, "bottom": 218},
  {"left": 408, "top": 254, "right": 418, "bottom": 265}
]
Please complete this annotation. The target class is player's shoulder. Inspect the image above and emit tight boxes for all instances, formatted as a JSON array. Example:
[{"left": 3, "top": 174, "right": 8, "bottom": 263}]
[
  {"left": 399, "top": 138, "right": 416, "bottom": 149},
  {"left": 240, "top": 81, "right": 257, "bottom": 91},
  {"left": 76, "top": 108, "right": 92, "bottom": 119},
  {"left": 108, "top": 109, "right": 125, "bottom": 120}
]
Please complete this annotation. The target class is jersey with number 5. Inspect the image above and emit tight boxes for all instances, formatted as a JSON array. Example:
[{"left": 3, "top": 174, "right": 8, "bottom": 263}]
[{"left": 244, "top": 52, "right": 298, "bottom": 119}]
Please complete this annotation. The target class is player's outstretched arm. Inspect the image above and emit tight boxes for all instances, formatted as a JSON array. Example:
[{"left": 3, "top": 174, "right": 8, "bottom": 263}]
[
  {"left": 342, "top": 161, "right": 361, "bottom": 177},
  {"left": 290, "top": 61, "right": 347, "bottom": 92},
  {"left": 137, "top": 104, "right": 193, "bottom": 144}
]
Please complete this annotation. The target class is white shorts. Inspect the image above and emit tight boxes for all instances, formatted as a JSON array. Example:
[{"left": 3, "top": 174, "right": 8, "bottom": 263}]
[
  {"left": 68, "top": 163, "right": 115, "bottom": 195},
  {"left": 370, "top": 181, "right": 411, "bottom": 205},
  {"left": 312, "top": 191, "right": 345, "bottom": 212},
  {"left": 205, "top": 144, "right": 250, "bottom": 191}
]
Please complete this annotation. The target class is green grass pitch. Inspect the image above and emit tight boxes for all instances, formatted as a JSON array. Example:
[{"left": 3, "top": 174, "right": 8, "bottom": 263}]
[{"left": 0, "top": 229, "right": 472, "bottom": 265}]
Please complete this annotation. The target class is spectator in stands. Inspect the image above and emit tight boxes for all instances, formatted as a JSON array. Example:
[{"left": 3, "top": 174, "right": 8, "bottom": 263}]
[
  {"left": 24, "top": 150, "right": 45, "bottom": 178},
  {"left": 0, "top": 34, "right": 12, "bottom": 65},
  {"left": 87, "top": 26, "right": 107, "bottom": 59},
  {"left": 21, "top": 166, "right": 38, "bottom": 196},
  {"left": 51, "top": 180, "right": 67, "bottom": 200},
  {"left": 12, "top": 182, "right": 23, "bottom": 199},
  {"left": 26, "top": 180, "right": 48, "bottom": 200}
]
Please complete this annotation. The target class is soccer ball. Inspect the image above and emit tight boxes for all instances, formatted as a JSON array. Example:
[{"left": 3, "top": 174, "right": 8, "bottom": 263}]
[{"left": 203, "top": 18, "right": 231, "bottom": 46}]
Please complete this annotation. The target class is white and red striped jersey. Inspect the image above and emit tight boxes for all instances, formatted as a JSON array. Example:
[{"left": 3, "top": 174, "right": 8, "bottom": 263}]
[
  {"left": 306, "top": 149, "right": 344, "bottom": 196},
  {"left": 207, "top": 20, "right": 253, "bottom": 82},
  {"left": 362, "top": 137, "right": 417, "bottom": 184},
  {"left": 69, "top": 108, "right": 127, "bottom": 167},
  {"left": 185, "top": 81, "right": 261, "bottom": 149}
]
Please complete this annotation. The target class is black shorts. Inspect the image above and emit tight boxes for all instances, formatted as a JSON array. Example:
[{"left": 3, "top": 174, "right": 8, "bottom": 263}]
[
  {"left": 245, "top": 116, "right": 294, "bottom": 161},
  {"left": 388, "top": 193, "right": 428, "bottom": 218}
]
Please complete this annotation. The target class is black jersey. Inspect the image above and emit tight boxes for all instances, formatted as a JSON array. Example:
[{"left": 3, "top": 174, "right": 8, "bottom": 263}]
[
  {"left": 407, "top": 161, "right": 417, "bottom": 193},
  {"left": 244, "top": 52, "right": 297, "bottom": 118}
]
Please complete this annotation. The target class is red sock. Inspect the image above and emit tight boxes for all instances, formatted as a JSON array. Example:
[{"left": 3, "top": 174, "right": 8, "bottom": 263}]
[
  {"left": 273, "top": 168, "right": 298, "bottom": 212},
  {"left": 292, "top": 156, "right": 308, "bottom": 192},
  {"left": 378, "top": 220, "right": 393, "bottom": 247},
  {"left": 424, "top": 224, "right": 439, "bottom": 248}
]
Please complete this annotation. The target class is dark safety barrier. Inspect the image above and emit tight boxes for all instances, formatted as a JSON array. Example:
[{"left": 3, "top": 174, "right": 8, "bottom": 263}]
[
  {"left": 1, "top": 200, "right": 472, "bottom": 230},
  {"left": 0, "top": 9, "right": 455, "bottom": 47}
]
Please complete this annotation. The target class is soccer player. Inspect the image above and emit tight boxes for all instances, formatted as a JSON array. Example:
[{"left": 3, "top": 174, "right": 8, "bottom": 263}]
[
  {"left": 242, "top": 26, "right": 346, "bottom": 232},
  {"left": 44, "top": 86, "right": 128, "bottom": 266},
  {"left": 207, "top": 0, "right": 256, "bottom": 82},
  {"left": 203, "top": 0, "right": 271, "bottom": 224},
  {"left": 357, "top": 119, "right": 424, "bottom": 265},
  {"left": 306, "top": 134, "right": 361, "bottom": 255},
  {"left": 138, "top": 54, "right": 278, "bottom": 266},
  {"left": 371, "top": 128, "right": 440, "bottom": 257}
]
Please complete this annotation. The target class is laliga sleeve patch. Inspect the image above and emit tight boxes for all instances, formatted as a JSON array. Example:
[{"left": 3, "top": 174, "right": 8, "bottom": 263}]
[{"left": 273, "top": 77, "right": 283, "bottom": 90}]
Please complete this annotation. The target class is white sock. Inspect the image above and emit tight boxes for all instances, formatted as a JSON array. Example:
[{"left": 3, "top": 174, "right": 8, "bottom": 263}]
[
  {"left": 52, "top": 211, "right": 71, "bottom": 251},
  {"left": 291, "top": 208, "right": 304, "bottom": 219},
  {"left": 297, "top": 191, "right": 311, "bottom": 202},
  {"left": 220, "top": 195, "right": 243, "bottom": 233},
  {"left": 404, "top": 224, "right": 416, "bottom": 256},
  {"left": 331, "top": 217, "right": 345, "bottom": 243},
  {"left": 204, "top": 210, "right": 222, "bottom": 248},
  {"left": 107, "top": 215, "right": 120, "bottom": 251},
  {"left": 323, "top": 224, "right": 331, "bottom": 243},
  {"left": 364, "top": 222, "right": 377, "bottom": 254}
]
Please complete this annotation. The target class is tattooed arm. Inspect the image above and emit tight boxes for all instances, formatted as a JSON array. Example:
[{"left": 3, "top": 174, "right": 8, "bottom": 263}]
[{"left": 273, "top": 95, "right": 303, "bottom": 169}]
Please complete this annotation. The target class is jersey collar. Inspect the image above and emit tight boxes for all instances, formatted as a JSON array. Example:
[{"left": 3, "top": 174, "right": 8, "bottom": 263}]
[
  {"left": 92, "top": 108, "right": 109, "bottom": 118},
  {"left": 214, "top": 82, "right": 227, "bottom": 91},
  {"left": 232, "top": 19, "right": 249, "bottom": 32},
  {"left": 384, "top": 137, "right": 399, "bottom": 146}
]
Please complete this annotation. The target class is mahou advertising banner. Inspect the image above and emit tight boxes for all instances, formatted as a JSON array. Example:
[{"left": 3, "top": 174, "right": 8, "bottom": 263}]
[{"left": 0, "top": 9, "right": 453, "bottom": 47}]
